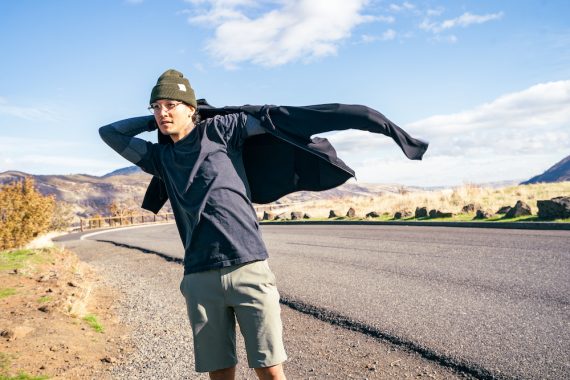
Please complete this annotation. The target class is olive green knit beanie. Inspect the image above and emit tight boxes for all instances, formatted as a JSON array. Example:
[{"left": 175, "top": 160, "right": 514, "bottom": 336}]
[{"left": 149, "top": 69, "right": 197, "bottom": 109}]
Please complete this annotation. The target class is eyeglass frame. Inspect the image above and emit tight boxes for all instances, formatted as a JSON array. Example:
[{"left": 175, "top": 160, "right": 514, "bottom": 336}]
[{"left": 147, "top": 101, "right": 185, "bottom": 114}]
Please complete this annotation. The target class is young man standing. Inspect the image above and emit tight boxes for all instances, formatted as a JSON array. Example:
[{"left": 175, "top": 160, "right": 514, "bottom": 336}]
[{"left": 99, "top": 69, "right": 287, "bottom": 380}]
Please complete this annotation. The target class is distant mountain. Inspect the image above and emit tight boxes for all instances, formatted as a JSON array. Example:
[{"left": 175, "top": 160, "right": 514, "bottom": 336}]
[
  {"left": 102, "top": 166, "right": 143, "bottom": 178},
  {"left": 521, "top": 155, "right": 570, "bottom": 184}
]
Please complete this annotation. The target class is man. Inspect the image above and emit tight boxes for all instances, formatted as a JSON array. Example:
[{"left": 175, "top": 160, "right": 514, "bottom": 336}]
[{"left": 99, "top": 69, "right": 287, "bottom": 380}]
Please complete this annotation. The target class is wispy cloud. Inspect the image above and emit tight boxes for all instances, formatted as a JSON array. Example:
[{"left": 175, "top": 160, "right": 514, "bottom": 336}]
[
  {"left": 389, "top": 2, "right": 415, "bottom": 12},
  {"left": 0, "top": 97, "right": 57, "bottom": 121},
  {"left": 420, "top": 11, "right": 503, "bottom": 34},
  {"left": 361, "top": 29, "right": 396, "bottom": 43},
  {"left": 185, "top": 0, "right": 373, "bottom": 68}
]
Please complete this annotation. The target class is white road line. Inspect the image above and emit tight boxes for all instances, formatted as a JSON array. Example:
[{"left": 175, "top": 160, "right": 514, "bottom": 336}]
[{"left": 80, "top": 222, "right": 176, "bottom": 240}]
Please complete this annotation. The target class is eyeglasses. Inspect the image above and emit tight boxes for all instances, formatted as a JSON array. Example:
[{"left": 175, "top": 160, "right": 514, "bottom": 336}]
[{"left": 148, "top": 101, "right": 183, "bottom": 114}]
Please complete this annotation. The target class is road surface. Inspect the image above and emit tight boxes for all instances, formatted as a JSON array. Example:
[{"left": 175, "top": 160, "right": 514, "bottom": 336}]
[{"left": 77, "top": 223, "right": 570, "bottom": 379}]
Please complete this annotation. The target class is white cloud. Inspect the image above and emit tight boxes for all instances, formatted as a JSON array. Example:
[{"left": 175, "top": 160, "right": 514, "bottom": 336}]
[
  {"left": 420, "top": 11, "right": 503, "bottom": 34},
  {"left": 320, "top": 81, "right": 570, "bottom": 185},
  {"left": 186, "top": 0, "right": 373, "bottom": 68},
  {"left": 408, "top": 80, "right": 570, "bottom": 138},
  {"left": 361, "top": 29, "right": 396, "bottom": 43},
  {"left": 389, "top": 2, "right": 415, "bottom": 12},
  {"left": 0, "top": 98, "right": 57, "bottom": 121},
  {"left": 440, "top": 12, "right": 503, "bottom": 30}
]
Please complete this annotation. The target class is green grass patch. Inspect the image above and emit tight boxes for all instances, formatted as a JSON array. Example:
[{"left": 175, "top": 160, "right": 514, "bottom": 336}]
[
  {"left": 37, "top": 296, "right": 52, "bottom": 303},
  {"left": 0, "top": 248, "right": 53, "bottom": 272},
  {"left": 0, "top": 373, "right": 49, "bottom": 380},
  {"left": 83, "top": 314, "right": 104, "bottom": 333},
  {"left": 0, "top": 250, "right": 35, "bottom": 271},
  {"left": 0, "top": 288, "right": 16, "bottom": 300}
]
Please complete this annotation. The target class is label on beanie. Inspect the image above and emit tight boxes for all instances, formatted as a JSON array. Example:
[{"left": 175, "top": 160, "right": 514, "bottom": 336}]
[{"left": 178, "top": 84, "right": 187, "bottom": 92}]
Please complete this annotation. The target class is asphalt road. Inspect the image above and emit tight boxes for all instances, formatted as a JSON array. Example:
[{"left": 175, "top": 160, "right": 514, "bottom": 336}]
[{"left": 78, "top": 223, "right": 570, "bottom": 379}]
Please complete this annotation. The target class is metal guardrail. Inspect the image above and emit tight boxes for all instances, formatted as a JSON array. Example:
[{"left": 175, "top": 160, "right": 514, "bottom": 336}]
[{"left": 79, "top": 213, "right": 175, "bottom": 232}]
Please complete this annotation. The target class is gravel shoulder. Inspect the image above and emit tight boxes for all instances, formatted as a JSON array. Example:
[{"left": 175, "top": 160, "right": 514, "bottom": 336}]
[{"left": 57, "top": 239, "right": 473, "bottom": 380}]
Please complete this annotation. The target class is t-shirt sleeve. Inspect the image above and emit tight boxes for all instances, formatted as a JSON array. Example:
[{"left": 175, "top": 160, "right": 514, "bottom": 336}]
[{"left": 99, "top": 116, "right": 164, "bottom": 178}]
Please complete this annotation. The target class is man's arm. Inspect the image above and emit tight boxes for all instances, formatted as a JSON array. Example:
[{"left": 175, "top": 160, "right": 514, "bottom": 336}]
[{"left": 99, "top": 115, "right": 161, "bottom": 176}]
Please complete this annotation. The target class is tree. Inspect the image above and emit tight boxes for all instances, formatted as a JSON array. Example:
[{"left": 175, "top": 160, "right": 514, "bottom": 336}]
[{"left": 0, "top": 177, "right": 55, "bottom": 250}]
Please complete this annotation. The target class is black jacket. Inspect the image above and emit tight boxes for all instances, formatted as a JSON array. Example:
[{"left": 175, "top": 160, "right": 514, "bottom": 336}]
[{"left": 141, "top": 100, "right": 428, "bottom": 214}]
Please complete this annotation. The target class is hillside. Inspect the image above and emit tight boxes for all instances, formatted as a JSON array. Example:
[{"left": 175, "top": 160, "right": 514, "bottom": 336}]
[
  {"left": 0, "top": 167, "right": 418, "bottom": 224},
  {"left": 522, "top": 155, "right": 570, "bottom": 184},
  {"left": 0, "top": 168, "right": 160, "bottom": 220}
]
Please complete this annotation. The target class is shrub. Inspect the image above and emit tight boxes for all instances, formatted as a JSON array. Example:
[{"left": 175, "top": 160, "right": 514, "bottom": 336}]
[{"left": 0, "top": 177, "right": 55, "bottom": 250}]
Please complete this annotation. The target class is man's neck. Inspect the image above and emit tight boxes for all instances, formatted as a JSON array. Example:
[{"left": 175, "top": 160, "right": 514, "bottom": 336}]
[{"left": 171, "top": 122, "right": 195, "bottom": 143}]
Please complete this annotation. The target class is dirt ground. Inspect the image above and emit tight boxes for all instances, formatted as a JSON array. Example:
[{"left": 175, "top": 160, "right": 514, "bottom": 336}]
[{"left": 0, "top": 245, "right": 130, "bottom": 379}]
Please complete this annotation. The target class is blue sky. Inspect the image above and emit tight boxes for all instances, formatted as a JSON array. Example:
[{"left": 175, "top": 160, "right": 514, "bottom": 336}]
[{"left": 1, "top": 0, "right": 569, "bottom": 187}]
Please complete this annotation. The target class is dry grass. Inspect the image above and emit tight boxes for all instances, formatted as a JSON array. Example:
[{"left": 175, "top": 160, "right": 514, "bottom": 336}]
[{"left": 257, "top": 181, "right": 570, "bottom": 219}]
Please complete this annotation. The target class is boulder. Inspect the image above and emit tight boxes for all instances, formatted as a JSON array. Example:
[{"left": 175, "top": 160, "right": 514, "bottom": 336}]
[
  {"left": 537, "top": 196, "right": 570, "bottom": 220},
  {"left": 429, "top": 209, "right": 454, "bottom": 218},
  {"left": 394, "top": 210, "right": 412, "bottom": 219},
  {"left": 505, "top": 201, "right": 532, "bottom": 218},
  {"left": 273, "top": 212, "right": 289, "bottom": 221},
  {"left": 303, "top": 213, "right": 311, "bottom": 219},
  {"left": 496, "top": 206, "right": 512, "bottom": 214},
  {"left": 415, "top": 207, "right": 428, "bottom": 218},
  {"left": 366, "top": 211, "right": 380, "bottom": 218},
  {"left": 290, "top": 211, "right": 303, "bottom": 220},
  {"left": 262, "top": 211, "right": 275, "bottom": 221},
  {"left": 329, "top": 210, "right": 341, "bottom": 218},
  {"left": 346, "top": 207, "right": 356, "bottom": 218},
  {"left": 474, "top": 210, "right": 493, "bottom": 219},
  {"left": 462, "top": 203, "right": 482, "bottom": 213}
]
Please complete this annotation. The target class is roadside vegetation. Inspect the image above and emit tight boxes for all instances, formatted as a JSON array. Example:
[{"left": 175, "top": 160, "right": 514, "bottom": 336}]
[
  {"left": 258, "top": 181, "right": 570, "bottom": 223},
  {"left": 0, "top": 177, "right": 73, "bottom": 251}
]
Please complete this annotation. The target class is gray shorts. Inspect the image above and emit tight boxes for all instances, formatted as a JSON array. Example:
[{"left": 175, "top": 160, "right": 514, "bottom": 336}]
[{"left": 179, "top": 260, "right": 287, "bottom": 372}]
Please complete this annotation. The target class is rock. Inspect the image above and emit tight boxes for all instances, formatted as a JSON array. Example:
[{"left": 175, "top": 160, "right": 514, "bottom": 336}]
[
  {"left": 505, "top": 201, "right": 532, "bottom": 218},
  {"left": 497, "top": 206, "right": 512, "bottom": 214},
  {"left": 38, "top": 305, "right": 51, "bottom": 313},
  {"left": 428, "top": 209, "right": 454, "bottom": 218},
  {"left": 462, "top": 203, "right": 482, "bottom": 213},
  {"left": 101, "top": 356, "right": 117, "bottom": 364},
  {"left": 1, "top": 329, "right": 14, "bottom": 340},
  {"left": 1, "top": 326, "right": 33, "bottom": 341},
  {"left": 290, "top": 211, "right": 303, "bottom": 220},
  {"left": 474, "top": 210, "right": 493, "bottom": 219},
  {"left": 303, "top": 213, "right": 311, "bottom": 219},
  {"left": 366, "top": 211, "right": 379, "bottom": 218},
  {"left": 262, "top": 211, "right": 275, "bottom": 221},
  {"left": 346, "top": 207, "right": 356, "bottom": 218},
  {"left": 537, "top": 196, "right": 570, "bottom": 220},
  {"left": 329, "top": 210, "right": 341, "bottom": 218},
  {"left": 67, "top": 281, "right": 78, "bottom": 288},
  {"left": 273, "top": 212, "right": 288, "bottom": 221},
  {"left": 394, "top": 210, "right": 412, "bottom": 219},
  {"left": 415, "top": 207, "right": 428, "bottom": 218}
]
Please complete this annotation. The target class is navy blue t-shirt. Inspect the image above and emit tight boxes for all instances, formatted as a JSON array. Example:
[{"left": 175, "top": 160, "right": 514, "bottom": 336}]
[{"left": 100, "top": 113, "right": 268, "bottom": 274}]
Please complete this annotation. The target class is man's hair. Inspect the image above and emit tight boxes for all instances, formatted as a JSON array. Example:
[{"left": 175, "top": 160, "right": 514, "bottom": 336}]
[{"left": 192, "top": 109, "right": 201, "bottom": 124}]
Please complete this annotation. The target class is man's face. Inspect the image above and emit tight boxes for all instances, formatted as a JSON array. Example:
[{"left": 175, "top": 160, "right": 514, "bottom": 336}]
[{"left": 150, "top": 99, "right": 195, "bottom": 141}]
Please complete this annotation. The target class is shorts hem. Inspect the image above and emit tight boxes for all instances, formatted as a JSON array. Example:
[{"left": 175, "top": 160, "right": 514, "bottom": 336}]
[
  {"left": 248, "top": 354, "right": 288, "bottom": 369},
  {"left": 195, "top": 359, "right": 239, "bottom": 373}
]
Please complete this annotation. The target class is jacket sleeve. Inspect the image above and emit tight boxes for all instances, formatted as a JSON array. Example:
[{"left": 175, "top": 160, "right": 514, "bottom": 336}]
[
  {"left": 205, "top": 112, "right": 264, "bottom": 151},
  {"left": 99, "top": 116, "right": 163, "bottom": 178},
  {"left": 258, "top": 104, "right": 429, "bottom": 160}
]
